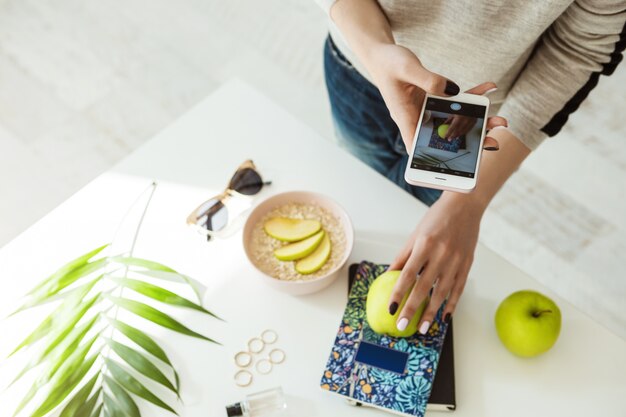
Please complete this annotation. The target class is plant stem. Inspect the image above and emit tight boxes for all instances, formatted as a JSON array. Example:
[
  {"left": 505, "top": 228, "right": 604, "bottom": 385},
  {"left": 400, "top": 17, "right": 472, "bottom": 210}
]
[
  {"left": 127, "top": 181, "right": 158, "bottom": 258},
  {"left": 532, "top": 309, "right": 552, "bottom": 318},
  {"left": 100, "top": 181, "right": 159, "bottom": 375}
]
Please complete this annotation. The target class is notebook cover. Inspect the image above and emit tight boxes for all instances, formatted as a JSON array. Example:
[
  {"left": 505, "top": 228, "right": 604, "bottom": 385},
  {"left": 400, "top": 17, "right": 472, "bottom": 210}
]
[
  {"left": 320, "top": 261, "right": 451, "bottom": 416},
  {"left": 348, "top": 264, "right": 456, "bottom": 411}
]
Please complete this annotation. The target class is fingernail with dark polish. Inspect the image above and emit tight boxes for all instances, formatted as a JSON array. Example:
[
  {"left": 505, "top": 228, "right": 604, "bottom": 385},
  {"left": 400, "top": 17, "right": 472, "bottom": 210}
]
[
  {"left": 444, "top": 313, "right": 452, "bottom": 323},
  {"left": 389, "top": 302, "right": 399, "bottom": 315},
  {"left": 484, "top": 146, "right": 499, "bottom": 151},
  {"left": 444, "top": 81, "right": 460, "bottom": 96}
]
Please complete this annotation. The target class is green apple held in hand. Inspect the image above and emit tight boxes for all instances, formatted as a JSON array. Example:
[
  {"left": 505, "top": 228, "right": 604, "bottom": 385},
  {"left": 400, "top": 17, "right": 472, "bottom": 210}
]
[
  {"left": 366, "top": 270, "right": 427, "bottom": 338},
  {"left": 495, "top": 290, "right": 562, "bottom": 357},
  {"left": 437, "top": 123, "right": 450, "bottom": 139}
]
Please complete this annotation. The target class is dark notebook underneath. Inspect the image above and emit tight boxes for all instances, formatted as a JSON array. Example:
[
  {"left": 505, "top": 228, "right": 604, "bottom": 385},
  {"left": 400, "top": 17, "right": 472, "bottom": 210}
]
[{"left": 348, "top": 264, "right": 456, "bottom": 411}]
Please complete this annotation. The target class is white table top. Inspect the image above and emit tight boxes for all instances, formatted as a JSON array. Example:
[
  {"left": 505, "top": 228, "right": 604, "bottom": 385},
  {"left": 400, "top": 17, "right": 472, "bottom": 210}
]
[{"left": 0, "top": 79, "right": 624, "bottom": 417}]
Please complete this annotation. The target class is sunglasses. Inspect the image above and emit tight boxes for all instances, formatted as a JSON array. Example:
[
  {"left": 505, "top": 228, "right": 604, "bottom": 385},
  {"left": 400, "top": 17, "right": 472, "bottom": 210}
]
[{"left": 187, "top": 160, "right": 271, "bottom": 239}]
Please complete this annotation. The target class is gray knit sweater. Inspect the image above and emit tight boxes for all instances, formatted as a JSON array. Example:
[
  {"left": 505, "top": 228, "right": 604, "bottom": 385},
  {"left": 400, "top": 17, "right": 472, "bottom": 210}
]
[{"left": 316, "top": 0, "right": 626, "bottom": 150}]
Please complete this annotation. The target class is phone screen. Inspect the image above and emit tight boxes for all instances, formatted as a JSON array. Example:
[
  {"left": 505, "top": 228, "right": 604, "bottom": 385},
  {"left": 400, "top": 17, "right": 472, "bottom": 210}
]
[{"left": 410, "top": 97, "right": 487, "bottom": 178}]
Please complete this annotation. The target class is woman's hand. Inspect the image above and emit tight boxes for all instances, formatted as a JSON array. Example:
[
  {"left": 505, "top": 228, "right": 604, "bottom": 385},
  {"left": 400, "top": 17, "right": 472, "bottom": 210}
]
[
  {"left": 443, "top": 115, "right": 476, "bottom": 141},
  {"left": 361, "top": 46, "right": 508, "bottom": 333},
  {"left": 364, "top": 43, "right": 460, "bottom": 151},
  {"left": 356, "top": 42, "right": 508, "bottom": 333},
  {"left": 387, "top": 109, "right": 509, "bottom": 334},
  {"left": 387, "top": 192, "right": 482, "bottom": 334},
  {"left": 363, "top": 43, "right": 504, "bottom": 151}
]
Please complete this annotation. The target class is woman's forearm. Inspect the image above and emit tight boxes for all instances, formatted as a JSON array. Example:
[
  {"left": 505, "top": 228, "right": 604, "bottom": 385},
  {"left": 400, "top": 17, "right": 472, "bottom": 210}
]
[
  {"left": 329, "top": 0, "right": 395, "bottom": 65},
  {"left": 440, "top": 128, "right": 531, "bottom": 212},
  {"left": 330, "top": 0, "right": 530, "bottom": 199}
]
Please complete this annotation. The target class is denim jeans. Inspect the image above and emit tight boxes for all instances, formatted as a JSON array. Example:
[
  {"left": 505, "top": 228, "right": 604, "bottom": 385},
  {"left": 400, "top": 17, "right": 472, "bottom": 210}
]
[{"left": 324, "top": 36, "right": 442, "bottom": 207}]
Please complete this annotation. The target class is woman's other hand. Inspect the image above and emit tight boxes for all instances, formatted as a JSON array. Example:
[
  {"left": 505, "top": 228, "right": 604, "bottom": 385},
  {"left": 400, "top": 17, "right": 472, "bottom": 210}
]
[{"left": 386, "top": 110, "right": 509, "bottom": 334}]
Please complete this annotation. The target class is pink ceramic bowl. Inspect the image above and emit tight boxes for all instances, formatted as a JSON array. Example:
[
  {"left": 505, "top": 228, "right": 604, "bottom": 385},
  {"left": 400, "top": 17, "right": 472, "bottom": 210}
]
[{"left": 242, "top": 191, "right": 354, "bottom": 295}]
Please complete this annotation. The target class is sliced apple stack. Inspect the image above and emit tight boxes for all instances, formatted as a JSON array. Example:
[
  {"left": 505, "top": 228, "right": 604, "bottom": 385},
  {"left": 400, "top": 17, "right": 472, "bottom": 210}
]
[
  {"left": 274, "top": 230, "right": 324, "bottom": 261},
  {"left": 264, "top": 217, "right": 332, "bottom": 274}
]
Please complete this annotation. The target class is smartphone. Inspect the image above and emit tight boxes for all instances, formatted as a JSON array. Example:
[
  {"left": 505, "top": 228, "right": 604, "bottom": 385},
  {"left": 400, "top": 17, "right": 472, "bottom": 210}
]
[{"left": 404, "top": 93, "right": 490, "bottom": 193}]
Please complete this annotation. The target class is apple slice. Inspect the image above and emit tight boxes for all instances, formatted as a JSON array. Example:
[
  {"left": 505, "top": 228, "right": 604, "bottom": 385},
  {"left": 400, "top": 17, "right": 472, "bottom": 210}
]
[
  {"left": 274, "top": 230, "right": 325, "bottom": 261},
  {"left": 264, "top": 217, "right": 321, "bottom": 242},
  {"left": 295, "top": 233, "right": 331, "bottom": 274}
]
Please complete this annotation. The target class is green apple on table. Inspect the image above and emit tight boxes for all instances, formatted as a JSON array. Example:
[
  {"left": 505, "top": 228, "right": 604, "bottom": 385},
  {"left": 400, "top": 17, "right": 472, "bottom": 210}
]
[
  {"left": 495, "top": 290, "right": 562, "bottom": 357},
  {"left": 366, "top": 270, "right": 427, "bottom": 338}
]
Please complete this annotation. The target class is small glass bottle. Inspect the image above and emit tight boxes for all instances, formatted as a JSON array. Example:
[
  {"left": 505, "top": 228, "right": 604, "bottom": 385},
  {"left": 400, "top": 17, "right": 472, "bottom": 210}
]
[{"left": 226, "top": 387, "right": 287, "bottom": 417}]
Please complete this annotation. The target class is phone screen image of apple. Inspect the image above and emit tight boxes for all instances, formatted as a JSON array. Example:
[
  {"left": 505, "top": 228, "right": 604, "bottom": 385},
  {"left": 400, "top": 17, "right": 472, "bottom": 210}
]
[{"left": 411, "top": 98, "right": 487, "bottom": 178}]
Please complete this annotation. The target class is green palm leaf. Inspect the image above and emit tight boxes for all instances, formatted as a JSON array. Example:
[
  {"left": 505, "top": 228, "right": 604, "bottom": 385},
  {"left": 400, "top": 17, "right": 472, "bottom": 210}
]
[
  {"left": 39, "top": 293, "right": 100, "bottom": 354},
  {"left": 13, "top": 293, "right": 101, "bottom": 365},
  {"left": 23, "top": 245, "right": 108, "bottom": 299},
  {"left": 106, "top": 318, "right": 181, "bottom": 392},
  {"left": 9, "top": 279, "right": 99, "bottom": 356},
  {"left": 8, "top": 314, "right": 53, "bottom": 357},
  {"left": 105, "top": 359, "right": 178, "bottom": 415},
  {"left": 58, "top": 373, "right": 100, "bottom": 417},
  {"left": 132, "top": 269, "right": 205, "bottom": 303},
  {"left": 110, "top": 256, "right": 176, "bottom": 273},
  {"left": 13, "top": 333, "right": 99, "bottom": 417},
  {"left": 106, "top": 338, "right": 177, "bottom": 394},
  {"left": 72, "top": 388, "right": 102, "bottom": 417},
  {"left": 104, "top": 375, "right": 140, "bottom": 417},
  {"left": 44, "top": 314, "right": 101, "bottom": 379},
  {"left": 107, "top": 296, "right": 219, "bottom": 344},
  {"left": 103, "top": 394, "right": 123, "bottom": 417},
  {"left": 111, "top": 256, "right": 205, "bottom": 302},
  {"left": 10, "top": 313, "right": 99, "bottom": 386},
  {"left": 90, "top": 403, "right": 104, "bottom": 417},
  {"left": 14, "top": 258, "right": 107, "bottom": 314},
  {"left": 110, "top": 277, "right": 221, "bottom": 320},
  {"left": 106, "top": 318, "right": 173, "bottom": 366},
  {"left": 30, "top": 350, "right": 99, "bottom": 417},
  {"left": 8, "top": 184, "right": 220, "bottom": 417}
]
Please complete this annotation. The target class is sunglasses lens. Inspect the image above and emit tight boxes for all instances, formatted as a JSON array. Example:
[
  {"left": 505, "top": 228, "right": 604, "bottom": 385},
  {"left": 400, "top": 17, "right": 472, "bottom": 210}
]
[
  {"left": 229, "top": 167, "right": 263, "bottom": 195},
  {"left": 196, "top": 198, "right": 228, "bottom": 232}
]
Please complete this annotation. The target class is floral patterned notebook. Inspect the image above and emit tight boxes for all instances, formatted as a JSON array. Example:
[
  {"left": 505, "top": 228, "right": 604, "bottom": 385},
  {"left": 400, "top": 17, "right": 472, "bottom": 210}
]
[{"left": 320, "top": 261, "right": 450, "bottom": 417}]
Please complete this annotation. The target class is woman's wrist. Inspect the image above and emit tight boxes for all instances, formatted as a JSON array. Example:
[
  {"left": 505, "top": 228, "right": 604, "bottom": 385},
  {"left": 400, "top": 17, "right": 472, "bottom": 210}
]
[
  {"left": 438, "top": 190, "right": 489, "bottom": 217},
  {"left": 437, "top": 127, "right": 530, "bottom": 216}
]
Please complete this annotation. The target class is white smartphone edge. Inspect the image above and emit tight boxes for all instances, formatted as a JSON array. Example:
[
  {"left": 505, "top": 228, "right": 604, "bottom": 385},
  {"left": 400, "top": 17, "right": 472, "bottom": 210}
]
[{"left": 404, "top": 93, "right": 490, "bottom": 193}]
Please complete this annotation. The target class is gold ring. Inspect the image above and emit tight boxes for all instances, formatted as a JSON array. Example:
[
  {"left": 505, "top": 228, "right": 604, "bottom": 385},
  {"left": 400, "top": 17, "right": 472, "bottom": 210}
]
[
  {"left": 247, "top": 337, "right": 264, "bottom": 353},
  {"left": 261, "top": 329, "right": 278, "bottom": 344},
  {"left": 234, "top": 351, "right": 252, "bottom": 368},
  {"left": 234, "top": 370, "right": 253, "bottom": 387},
  {"left": 255, "top": 358, "right": 273, "bottom": 375},
  {"left": 269, "top": 348, "right": 286, "bottom": 364}
]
